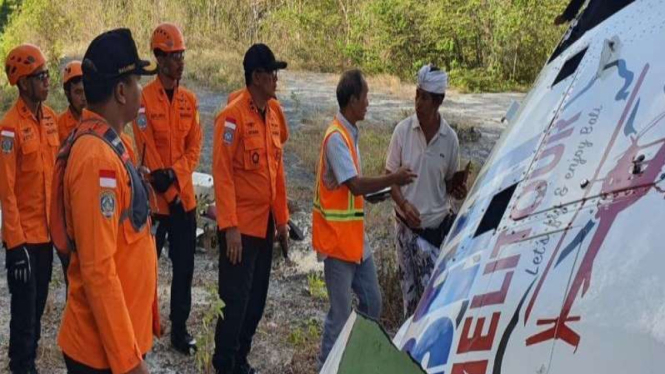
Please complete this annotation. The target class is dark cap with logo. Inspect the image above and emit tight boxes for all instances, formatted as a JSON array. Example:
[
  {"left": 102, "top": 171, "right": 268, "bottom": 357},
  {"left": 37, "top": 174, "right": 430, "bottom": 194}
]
[
  {"left": 243, "top": 44, "right": 287, "bottom": 74},
  {"left": 82, "top": 28, "right": 156, "bottom": 85}
]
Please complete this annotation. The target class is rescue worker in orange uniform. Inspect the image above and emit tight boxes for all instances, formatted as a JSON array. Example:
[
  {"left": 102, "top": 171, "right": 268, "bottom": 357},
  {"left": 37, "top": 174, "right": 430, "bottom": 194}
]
[
  {"left": 56, "top": 28, "right": 158, "bottom": 374},
  {"left": 212, "top": 44, "right": 290, "bottom": 374},
  {"left": 57, "top": 60, "right": 86, "bottom": 142},
  {"left": 0, "top": 44, "right": 59, "bottom": 374},
  {"left": 131, "top": 22, "right": 202, "bottom": 354},
  {"left": 55, "top": 60, "right": 86, "bottom": 288}
]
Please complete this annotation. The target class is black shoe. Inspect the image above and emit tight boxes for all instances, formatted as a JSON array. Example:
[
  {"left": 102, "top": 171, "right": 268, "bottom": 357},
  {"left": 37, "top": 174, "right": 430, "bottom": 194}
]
[
  {"left": 233, "top": 363, "right": 257, "bottom": 374},
  {"left": 171, "top": 331, "right": 198, "bottom": 355}
]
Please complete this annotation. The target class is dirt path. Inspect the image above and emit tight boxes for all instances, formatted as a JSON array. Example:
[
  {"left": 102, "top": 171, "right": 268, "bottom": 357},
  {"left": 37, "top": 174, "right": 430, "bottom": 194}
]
[{"left": 0, "top": 71, "right": 523, "bottom": 374}]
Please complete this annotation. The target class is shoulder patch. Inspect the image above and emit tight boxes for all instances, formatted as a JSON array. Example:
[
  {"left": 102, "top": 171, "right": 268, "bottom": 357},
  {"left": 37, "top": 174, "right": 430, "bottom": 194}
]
[
  {"left": 2, "top": 137, "right": 13, "bottom": 153},
  {"left": 100, "top": 190, "right": 116, "bottom": 218},
  {"left": 223, "top": 118, "right": 237, "bottom": 145},
  {"left": 137, "top": 107, "right": 148, "bottom": 131},
  {"left": 1, "top": 127, "right": 15, "bottom": 154}
]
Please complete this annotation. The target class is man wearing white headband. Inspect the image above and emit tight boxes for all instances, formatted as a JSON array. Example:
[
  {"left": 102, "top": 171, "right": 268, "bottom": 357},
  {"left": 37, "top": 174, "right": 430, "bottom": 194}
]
[{"left": 385, "top": 63, "right": 468, "bottom": 317}]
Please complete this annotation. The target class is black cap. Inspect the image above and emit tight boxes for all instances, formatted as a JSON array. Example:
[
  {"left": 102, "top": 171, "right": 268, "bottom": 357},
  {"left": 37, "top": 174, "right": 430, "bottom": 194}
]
[
  {"left": 82, "top": 28, "right": 156, "bottom": 84},
  {"left": 243, "top": 44, "right": 287, "bottom": 74}
]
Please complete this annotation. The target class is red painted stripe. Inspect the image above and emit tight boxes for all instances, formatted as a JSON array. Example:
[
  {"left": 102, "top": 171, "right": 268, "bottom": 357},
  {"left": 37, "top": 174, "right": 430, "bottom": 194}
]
[{"left": 226, "top": 117, "right": 237, "bottom": 124}]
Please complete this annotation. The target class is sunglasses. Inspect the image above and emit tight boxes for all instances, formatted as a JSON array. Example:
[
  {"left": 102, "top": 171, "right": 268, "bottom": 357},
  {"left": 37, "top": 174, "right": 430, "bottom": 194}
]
[
  {"left": 166, "top": 51, "right": 185, "bottom": 61},
  {"left": 28, "top": 70, "right": 50, "bottom": 82}
]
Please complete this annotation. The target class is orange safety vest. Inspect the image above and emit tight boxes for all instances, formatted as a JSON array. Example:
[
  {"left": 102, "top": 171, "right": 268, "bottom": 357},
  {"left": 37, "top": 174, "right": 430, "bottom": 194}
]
[{"left": 312, "top": 119, "right": 364, "bottom": 263}]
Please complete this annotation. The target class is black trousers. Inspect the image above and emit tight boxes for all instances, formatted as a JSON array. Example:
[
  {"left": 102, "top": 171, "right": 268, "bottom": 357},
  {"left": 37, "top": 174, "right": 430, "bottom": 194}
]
[
  {"left": 213, "top": 217, "right": 274, "bottom": 373},
  {"left": 154, "top": 210, "right": 197, "bottom": 337},
  {"left": 5, "top": 243, "right": 53, "bottom": 374},
  {"left": 63, "top": 354, "right": 111, "bottom": 374},
  {"left": 56, "top": 250, "right": 70, "bottom": 292}
]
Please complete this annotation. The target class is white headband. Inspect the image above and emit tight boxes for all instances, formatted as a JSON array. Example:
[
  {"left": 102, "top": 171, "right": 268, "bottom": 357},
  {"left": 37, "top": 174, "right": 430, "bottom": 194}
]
[{"left": 417, "top": 64, "right": 448, "bottom": 95}]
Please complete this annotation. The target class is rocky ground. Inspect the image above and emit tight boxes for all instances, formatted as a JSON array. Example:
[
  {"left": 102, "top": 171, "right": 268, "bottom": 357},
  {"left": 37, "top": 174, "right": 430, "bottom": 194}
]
[{"left": 0, "top": 70, "right": 523, "bottom": 373}]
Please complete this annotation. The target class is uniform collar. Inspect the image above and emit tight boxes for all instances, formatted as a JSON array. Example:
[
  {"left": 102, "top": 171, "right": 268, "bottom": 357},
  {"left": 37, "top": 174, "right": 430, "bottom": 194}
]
[
  {"left": 240, "top": 88, "right": 269, "bottom": 116},
  {"left": 16, "top": 97, "right": 38, "bottom": 121},
  {"left": 153, "top": 76, "right": 179, "bottom": 103},
  {"left": 81, "top": 108, "right": 107, "bottom": 123},
  {"left": 336, "top": 112, "right": 359, "bottom": 141},
  {"left": 67, "top": 106, "right": 80, "bottom": 121},
  {"left": 411, "top": 113, "right": 449, "bottom": 137}
]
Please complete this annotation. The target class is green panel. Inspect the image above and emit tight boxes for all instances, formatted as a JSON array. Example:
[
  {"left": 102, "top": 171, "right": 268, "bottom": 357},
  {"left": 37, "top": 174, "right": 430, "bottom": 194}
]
[{"left": 337, "top": 315, "right": 425, "bottom": 374}]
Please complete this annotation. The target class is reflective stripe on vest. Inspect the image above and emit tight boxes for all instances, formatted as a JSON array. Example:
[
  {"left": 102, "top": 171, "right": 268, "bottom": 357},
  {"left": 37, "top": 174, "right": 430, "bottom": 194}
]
[{"left": 313, "top": 122, "right": 364, "bottom": 221}]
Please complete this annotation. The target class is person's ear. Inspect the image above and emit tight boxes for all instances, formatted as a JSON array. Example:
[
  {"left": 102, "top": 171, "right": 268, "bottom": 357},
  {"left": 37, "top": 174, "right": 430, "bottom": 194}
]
[
  {"left": 251, "top": 71, "right": 261, "bottom": 87},
  {"left": 17, "top": 77, "right": 29, "bottom": 92},
  {"left": 114, "top": 80, "right": 127, "bottom": 105},
  {"left": 349, "top": 94, "right": 358, "bottom": 107},
  {"left": 157, "top": 55, "right": 170, "bottom": 73}
]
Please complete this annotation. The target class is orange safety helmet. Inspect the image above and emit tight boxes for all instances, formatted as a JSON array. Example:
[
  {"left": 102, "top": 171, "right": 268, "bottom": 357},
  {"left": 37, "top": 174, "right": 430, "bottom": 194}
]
[
  {"left": 62, "top": 60, "right": 83, "bottom": 85},
  {"left": 150, "top": 23, "right": 186, "bottom": 53},
  {"left": 4, "top": 44, "right": 47, "bottom": 86}
]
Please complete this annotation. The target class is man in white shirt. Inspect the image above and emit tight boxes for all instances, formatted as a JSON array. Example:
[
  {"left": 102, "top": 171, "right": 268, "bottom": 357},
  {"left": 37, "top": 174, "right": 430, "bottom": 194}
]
[{"left": 385, "top": 64, "right": 468, "bottom": 317}]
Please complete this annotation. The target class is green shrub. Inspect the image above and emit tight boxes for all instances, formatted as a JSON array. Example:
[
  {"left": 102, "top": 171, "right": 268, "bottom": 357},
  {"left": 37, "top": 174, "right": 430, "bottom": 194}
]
[{"left": 0, "top": 0, "right": 570, "bottom": 94}]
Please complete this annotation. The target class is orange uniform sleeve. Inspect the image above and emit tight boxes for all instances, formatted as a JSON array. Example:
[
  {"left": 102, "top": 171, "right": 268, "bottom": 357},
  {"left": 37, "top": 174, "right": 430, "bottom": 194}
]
[
  {"left": 273, "top": 101, "right": 289, "bottom": 144},
  {"left": 213, "top": 109, "right": 241, "bottom": 229},
  {"left": 57, "top": 113, "right": 69, "bottom": 143},
  {"left": 171, "top": 96, "right": 202, "bottom": 191},
  {"left": 132, "top": 104, "right": 179, "bottom": 205},
  {"left": 0, "top": 120, "right": 27, "bottom": 248},
  {"left": 273, "top": 148, "right": 289, "bottom": 226},
  {"left": 67, "top": 149, "right": 143, "bottom": 373}
]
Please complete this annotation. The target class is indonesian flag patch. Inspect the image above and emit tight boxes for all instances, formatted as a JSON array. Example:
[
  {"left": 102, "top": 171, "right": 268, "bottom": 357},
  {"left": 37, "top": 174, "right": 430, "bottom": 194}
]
[
  {"left": 1, "top": 127, "right": 15, "bottom": 154},
  {"left": 223, "top": 118, "right": 237, "bottom": 145},
  {"left": 99, "top": 170, "right": 117, "bottom": 188},
  {"left": 1, "top": 127, "right": 15, "bottom": 138}
]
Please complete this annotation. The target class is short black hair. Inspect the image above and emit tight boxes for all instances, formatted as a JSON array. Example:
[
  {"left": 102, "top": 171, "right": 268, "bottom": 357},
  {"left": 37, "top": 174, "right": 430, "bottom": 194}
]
[
  {"left": 336, "top": 69, "right": 366, "bottom": 109},
  {"left": 153, "top": 49, "right": 166, "bottom": 58},
  {"left": 63, "top": 76, "right": 83, "bottom": 94},
  {"left": 84, "top": 74, "right": 133, "bottom": 105}
]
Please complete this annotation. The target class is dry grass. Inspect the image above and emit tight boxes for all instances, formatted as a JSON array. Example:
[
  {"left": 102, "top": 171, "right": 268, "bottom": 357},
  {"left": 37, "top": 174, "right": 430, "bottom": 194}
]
[
  {"left": 366, "top": 74, "right": 415, "bottom": 100},
  {"left": 184, "top": 49, "right": 245, "bottom": 92}
]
